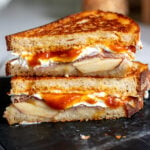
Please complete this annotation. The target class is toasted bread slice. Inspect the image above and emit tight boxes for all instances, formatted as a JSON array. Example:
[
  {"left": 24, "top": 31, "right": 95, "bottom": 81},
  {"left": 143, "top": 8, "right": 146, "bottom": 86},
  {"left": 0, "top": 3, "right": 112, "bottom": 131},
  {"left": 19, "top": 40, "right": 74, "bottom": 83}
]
[
  {"left": 6, "top": 10, "right": 140, "bottom": 54},
  {"left": 3, "top": 96, "right": 143, "bottom": 125},
  {"left": 10, "top": 68, "right": 149, "bottom": 97}
]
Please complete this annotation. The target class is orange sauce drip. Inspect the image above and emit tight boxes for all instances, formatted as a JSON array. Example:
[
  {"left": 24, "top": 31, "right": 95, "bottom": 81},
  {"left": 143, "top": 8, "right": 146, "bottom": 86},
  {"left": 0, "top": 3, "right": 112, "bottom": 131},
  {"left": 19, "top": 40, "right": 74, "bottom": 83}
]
[
  {"left": 25, "top": 49, "right": 82, "bottom": 67},
  {"left": 42, "top": 93, "right": 97, "bottom": 110},
  {"left": 109, "top": 45, "right": 136, "bottom": 53},
  {"left": 40, "top": 93, "right": 123, "bottom": 110},
  {"left": 104, "top": 96, "right": 121, "bottom": 108}
]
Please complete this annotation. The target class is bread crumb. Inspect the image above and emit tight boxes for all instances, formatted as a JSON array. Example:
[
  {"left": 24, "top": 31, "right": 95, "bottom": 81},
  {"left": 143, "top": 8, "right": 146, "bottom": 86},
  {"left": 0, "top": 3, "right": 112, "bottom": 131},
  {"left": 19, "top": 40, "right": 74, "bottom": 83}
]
[
  {"left": 80, "top": 134, "right": 90, "bottom": 140},
  {"left": 115, "top": 135, "right": 122, "bottom": 139},
  {"left": 115, "top": 134, "right": 126, "bottom": 139}
]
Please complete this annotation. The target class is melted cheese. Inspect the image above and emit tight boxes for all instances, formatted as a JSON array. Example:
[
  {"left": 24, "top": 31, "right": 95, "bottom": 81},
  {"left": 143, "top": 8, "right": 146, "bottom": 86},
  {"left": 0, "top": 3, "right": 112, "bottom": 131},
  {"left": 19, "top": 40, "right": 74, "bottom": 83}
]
[
  {"left": 12, "top": 47, "right": 100, "bottom": 67},
  {"left": 20, "top": 47, "right": 100, "bottom": 67},
  {"left": 12, "top": 43, "right": 136, "bottom": 67},
  {"left": 33, "top": 92, "right": 123, "bottom": 110},
  {"left": 11, "top": 47, "right": 100, "bottom": 68}
]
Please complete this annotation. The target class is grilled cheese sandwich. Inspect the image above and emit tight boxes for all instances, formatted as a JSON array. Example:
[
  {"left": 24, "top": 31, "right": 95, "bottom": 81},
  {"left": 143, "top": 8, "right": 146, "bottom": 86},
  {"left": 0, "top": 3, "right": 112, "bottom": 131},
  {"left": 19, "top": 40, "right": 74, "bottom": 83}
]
[{"left": 3, "top": 10, "right": 150, "bottom": 125}]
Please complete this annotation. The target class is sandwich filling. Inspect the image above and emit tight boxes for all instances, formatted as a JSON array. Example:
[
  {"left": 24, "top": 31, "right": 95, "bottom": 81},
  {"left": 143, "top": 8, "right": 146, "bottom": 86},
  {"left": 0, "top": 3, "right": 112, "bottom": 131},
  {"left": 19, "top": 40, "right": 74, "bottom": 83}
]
[
  {"left": 11, "top": 92, "right": 138, "bottom": 110},
  {"left": 10, "top": 46, "right": 135, "bottom": 75},
  {"left": 13, "top": 45, "right": 135, "bottom": 66}
]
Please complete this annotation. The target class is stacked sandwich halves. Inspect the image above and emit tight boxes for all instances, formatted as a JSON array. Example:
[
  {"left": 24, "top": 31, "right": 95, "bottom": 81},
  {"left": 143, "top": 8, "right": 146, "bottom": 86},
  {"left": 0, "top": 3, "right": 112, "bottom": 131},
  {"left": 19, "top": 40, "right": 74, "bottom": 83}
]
[{"left": 4, "top": 10, "right": 150, "bottom": 125}]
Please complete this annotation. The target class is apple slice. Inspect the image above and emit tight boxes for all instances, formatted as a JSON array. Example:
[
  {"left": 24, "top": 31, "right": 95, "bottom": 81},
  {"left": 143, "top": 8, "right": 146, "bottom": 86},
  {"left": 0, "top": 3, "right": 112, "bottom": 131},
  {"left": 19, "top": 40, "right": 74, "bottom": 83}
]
[
  {"left": 13, "top": 100, "right": 58, "bottom": 117},
  {"left": 73, "top": 57, "right": 122, "bottom": 73}
]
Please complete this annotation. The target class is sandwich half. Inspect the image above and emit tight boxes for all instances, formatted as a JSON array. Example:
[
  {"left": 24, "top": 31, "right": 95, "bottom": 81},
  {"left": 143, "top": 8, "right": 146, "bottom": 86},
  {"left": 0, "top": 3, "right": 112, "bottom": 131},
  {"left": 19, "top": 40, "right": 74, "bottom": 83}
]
[
  {"left": 6, "top": 10, "right": 142, "bottom": 77},
  {"left": 3, "top": 64, "right": 150, "bottom": 125}
]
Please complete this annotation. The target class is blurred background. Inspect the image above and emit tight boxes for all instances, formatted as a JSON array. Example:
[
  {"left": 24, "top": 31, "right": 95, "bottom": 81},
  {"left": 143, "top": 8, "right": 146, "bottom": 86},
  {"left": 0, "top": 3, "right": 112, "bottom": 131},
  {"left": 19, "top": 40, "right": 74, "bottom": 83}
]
[{"left": 0, "top": 0, "right": 150, "bottom": 76}]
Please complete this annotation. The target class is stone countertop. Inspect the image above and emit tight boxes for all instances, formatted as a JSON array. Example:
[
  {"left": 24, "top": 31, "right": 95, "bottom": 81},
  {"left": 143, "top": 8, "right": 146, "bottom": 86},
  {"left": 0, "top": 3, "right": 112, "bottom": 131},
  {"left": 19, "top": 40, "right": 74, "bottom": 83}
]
[{"left": 0, "top": 0, "right": 150, "bottom": 76}]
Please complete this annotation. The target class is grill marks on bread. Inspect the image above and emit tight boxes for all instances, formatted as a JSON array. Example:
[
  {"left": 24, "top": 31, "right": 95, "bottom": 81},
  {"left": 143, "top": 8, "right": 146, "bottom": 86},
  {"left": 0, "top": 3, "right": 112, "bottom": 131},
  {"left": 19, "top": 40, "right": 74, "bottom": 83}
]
[
  {"left": 6, "top": 10, "right": 140, "bottom": 53},
  {"left": 13, "top": 10, "right": 139, "bottom": 36}
]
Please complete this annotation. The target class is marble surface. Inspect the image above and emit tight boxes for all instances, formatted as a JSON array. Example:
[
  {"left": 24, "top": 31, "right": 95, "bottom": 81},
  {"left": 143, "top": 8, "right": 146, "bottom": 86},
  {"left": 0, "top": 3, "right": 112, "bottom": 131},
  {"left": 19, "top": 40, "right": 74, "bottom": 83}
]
[{"left": 0, "top": 0, "right": 150, "bottom": 76}]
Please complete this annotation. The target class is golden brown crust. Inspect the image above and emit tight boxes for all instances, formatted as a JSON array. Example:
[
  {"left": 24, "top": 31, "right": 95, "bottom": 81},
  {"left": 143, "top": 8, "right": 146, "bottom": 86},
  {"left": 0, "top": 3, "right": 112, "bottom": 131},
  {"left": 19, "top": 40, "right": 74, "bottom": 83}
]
[
  {"left": 7, "top": 10, "right": 139, "bottom": 37},
  {"left": 5, "top": 10, "right": 140, "bottom": 53},
  {"left": 5, "top": 35, "right": 11, "bottom": 51},
  {"left": 139, "top": 70, "right": 150, "bottom": 96},
  {"left": 5, "top": 60, "right": 12, "bottom": 76},
  {"left": 124, "top": 97, "right": 143, "bottom": 118}
]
